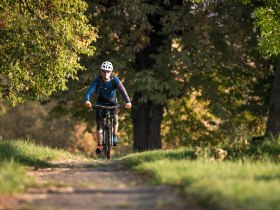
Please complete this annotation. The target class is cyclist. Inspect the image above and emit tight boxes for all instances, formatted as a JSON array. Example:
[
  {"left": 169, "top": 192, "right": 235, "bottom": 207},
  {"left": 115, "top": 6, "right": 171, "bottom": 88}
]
[{"left": 85, "top": 61, "right": 132, "bottom": 154}]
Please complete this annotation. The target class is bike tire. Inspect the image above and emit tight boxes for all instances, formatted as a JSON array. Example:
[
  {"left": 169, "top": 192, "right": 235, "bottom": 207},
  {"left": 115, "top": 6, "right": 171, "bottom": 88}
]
[
  {"left": 107, "top": 125, "right": 113, "bottom": 159},
  {"left": 104, "top": 126, "right": 111, "bottom": 159}
]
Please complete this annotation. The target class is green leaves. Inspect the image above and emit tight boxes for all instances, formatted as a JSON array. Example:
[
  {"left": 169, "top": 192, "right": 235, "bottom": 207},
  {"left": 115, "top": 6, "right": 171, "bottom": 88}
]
[
  {"left": 0, "top": 0, "right": 97, "bottom": 105},
  {"left": 255, "top": 3, "right": 280, "bottom": 56}
]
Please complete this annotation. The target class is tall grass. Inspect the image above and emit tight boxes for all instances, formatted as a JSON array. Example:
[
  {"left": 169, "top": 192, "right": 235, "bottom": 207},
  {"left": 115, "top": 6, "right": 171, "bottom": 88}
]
[
  {"left": 0, "top": 139, "right": 87, "bottom": 166},
  {"left": 0, "top": 138, "right": 88, "bottom": 194},
  {"left": 122, "top": 146, "right": 280, "bottom": 210}
]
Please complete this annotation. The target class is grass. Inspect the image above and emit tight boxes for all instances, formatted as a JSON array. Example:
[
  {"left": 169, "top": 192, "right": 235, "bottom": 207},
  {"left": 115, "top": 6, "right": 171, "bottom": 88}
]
[
  {"left": 122, "top": 149, "right": 280, "bottom": 210},
  {"left": 0, "top": 138, "right": 87, "bottom": 166},
  {"left": 2, "top": 136, "right": 280, "bottom": 209},
  {"left": 0, "top": 160, "right": 33, "bottom": 194},
  {"left": 0, "top": 138, "right": 88, "bottom": 194}
]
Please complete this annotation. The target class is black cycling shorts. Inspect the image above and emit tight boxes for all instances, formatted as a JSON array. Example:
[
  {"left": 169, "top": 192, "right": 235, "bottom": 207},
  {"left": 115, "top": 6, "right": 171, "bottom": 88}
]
[{"left": 96, "top": 107, "right": 118, "bottom": 130}]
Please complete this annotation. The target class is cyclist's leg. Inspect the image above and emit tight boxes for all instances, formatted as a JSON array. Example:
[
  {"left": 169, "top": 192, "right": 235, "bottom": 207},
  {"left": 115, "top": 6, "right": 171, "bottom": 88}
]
[
  {"left": 95, "top": 109, "right": 104, "bottom": 153},
  {"left": 113, "top": 115, "right": 119, "bottom": 135},
  {"left": 111, "top": 107, "right": 118, "bottom": 133},
  {"left": 96, "top": 128, "right": 103, "bottom": 145},
  {"left": 111, "top": 108, "right": 119, "bottom": 146}
]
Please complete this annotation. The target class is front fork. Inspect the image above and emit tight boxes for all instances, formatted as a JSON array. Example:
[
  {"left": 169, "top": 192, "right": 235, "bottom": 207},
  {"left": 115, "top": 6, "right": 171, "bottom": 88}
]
[{"left": 102, "top": 119, "right": 114, "bottom": 146}]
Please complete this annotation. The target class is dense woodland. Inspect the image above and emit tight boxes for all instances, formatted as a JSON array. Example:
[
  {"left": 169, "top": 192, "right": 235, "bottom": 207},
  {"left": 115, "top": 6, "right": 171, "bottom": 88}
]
[{"left": 0, "top": 0, "right": 280, "bottom": 154}]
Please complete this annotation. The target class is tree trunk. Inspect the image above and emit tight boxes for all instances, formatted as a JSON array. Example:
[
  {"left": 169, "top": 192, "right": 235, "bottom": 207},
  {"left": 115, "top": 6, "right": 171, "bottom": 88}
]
[
  {"left": 131, "top": 8, "right": 165, "bottom": 151},
  {"left": 265, "top": 58, "right": 280, "bottom": 138},
  {"left": 131, "top": 1, "right": 183, "bottom": 151},
  {"left": 132, "top": 92, "right": 164, "bottom": 151}
]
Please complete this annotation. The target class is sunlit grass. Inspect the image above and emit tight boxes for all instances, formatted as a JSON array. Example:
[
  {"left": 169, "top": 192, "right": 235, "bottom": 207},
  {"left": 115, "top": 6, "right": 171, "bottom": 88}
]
[
  {"left": 0, "top": 139, "right": 88, "bottom": 194},
  {"left": 122, "top": 149, "right": 280, "bottom": 210},
  {"left": 0, "top": 139, "right": 87, "bottom": 167}
]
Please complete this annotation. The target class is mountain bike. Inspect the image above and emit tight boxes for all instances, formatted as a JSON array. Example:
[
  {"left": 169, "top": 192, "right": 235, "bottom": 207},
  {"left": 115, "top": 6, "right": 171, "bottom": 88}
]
[{"left": 92, "top": 104, "right": 120, "bottom": 159}]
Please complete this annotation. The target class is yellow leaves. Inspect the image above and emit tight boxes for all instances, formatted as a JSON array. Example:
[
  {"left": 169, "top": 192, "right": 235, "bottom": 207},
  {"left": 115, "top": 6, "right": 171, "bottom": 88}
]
[
  {"left": 171, "top": 38, "right": 183, "bottom": 52},
  {"left": 215, "top": 148, "right": 228, "bottom": 161},
  {"left": 194, "top": 146, "right": 228, "bottom": 161},
  {"left": 0, "top": 12, "right": 10, "bottom": 30}
]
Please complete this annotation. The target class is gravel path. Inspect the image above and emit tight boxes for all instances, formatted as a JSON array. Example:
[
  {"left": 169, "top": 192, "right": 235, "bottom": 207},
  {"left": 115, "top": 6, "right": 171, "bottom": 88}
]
[{"left": 2, "top": 160, "right": 202, "bottom": 210}]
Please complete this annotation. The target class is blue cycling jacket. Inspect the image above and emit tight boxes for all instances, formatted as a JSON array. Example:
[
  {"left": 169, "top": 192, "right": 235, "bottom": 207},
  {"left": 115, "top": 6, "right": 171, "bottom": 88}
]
[{"left": 85, "top": 76, "right": 131, "bottom": 105}]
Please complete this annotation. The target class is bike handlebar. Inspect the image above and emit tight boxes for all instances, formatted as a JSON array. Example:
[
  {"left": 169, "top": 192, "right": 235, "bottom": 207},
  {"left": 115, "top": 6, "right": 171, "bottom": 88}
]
[{"left": 91, "top": 104, "right": 122, "bottom": 109}]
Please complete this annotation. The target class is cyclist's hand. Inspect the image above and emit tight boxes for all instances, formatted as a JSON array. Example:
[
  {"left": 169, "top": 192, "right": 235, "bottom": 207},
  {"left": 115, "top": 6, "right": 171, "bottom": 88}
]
[
  {"left": 85, "top": 101, "right": 92, "bottom": 108},
  {"left": 125, "top": 103, "right": 132, "bottom": 109}
]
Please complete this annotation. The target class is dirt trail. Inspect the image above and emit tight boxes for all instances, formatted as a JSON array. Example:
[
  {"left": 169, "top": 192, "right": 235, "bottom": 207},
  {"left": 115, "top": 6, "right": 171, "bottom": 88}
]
[{"left": 3, "top": 160, "right": 201, "bottom": 210}]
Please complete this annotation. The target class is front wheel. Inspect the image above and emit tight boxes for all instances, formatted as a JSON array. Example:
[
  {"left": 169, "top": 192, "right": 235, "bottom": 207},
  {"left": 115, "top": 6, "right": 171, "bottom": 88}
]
[{"left": 104, "top": 127, "right": 112, "bottom": 159}]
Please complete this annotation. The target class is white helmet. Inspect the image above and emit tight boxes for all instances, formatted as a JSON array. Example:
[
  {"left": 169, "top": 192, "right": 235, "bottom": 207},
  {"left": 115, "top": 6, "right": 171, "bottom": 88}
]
[{"left": 100, "top": 61, "right": 113, "bottom": 71}]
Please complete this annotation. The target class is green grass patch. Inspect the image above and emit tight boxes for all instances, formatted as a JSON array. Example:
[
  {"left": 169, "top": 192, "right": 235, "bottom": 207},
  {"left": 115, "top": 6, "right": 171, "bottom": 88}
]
[
  {"left": 0, "top": 139, "right": 87, "bottom": 167},
  {"left": 0, "top": 139, "right": 88, "bottom": 194},
  {"left": 0, "top": 160, "right": 33, "bottom": 194},
  {"left": 122, "top": 149, "right": 280, "bottom": 210}
]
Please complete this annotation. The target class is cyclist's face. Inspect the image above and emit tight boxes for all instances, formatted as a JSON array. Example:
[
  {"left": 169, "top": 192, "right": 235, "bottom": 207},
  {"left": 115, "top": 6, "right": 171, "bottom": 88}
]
[{"left": 101, "top": 70, "right": 112, "bottom": 81}]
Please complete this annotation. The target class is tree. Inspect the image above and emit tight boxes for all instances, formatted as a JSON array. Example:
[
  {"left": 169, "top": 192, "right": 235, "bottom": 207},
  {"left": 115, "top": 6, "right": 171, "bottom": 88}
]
[
  {"left": 52, "top": 0, "right": 272, "bottom": 151},
  {"left": 253, "top": 0, "right": 280, "bottom": 137},
  {"left": 130, "top": 0, "right": 272, "bottom": 150},
  {"left": 0, "top": 0, "right": 97, "bottom": 105}
]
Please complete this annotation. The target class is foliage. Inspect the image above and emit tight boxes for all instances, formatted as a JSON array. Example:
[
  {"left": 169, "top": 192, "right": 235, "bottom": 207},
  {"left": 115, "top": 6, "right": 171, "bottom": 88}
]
[
  {"left": 0, "top": 101, "right": 77, "bottom": 150},
  {"left": 0, "top": 0, "right": 97, "bottom": 105},
  {"left": 248, "top": 136, "right": 280, "bottom": 161},
  {"left": 160, "top": 0, "right": 273, "bottom": 147},
  {"left": 162, "top": 95, "right": 222, "bottom": 147},
  {"left": 49, "top": 0, "right": 273, "bottom": 149},
  {"left": 0, "top": 101, "right": 101, "bottom": 156},
  {"left": 254, "top": 1, "right": 280, "bottom": 56}
]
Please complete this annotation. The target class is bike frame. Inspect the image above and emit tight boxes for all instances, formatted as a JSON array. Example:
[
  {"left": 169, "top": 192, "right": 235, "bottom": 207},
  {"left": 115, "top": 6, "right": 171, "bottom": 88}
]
[{"left": 93, "top": 105, "right": 120, "bottom": 159}]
